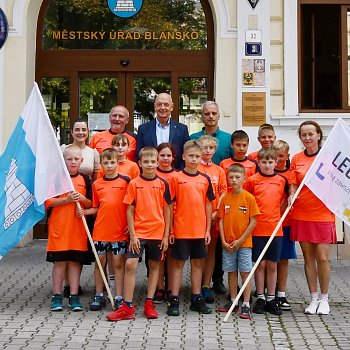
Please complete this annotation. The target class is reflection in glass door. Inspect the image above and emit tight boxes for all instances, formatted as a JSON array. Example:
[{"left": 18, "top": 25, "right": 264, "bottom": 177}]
[
  {"left": 179, "top": 77, "right": 208, "bottom": 134},
  {"left": 79, "top": 77, "right": 119, "bottom": 137},
  {"left": 41, "top": 77, "right": 70, "bottom": 144},
  {"left": 132, "top": 76, "right": 171, "bottom": 133}
]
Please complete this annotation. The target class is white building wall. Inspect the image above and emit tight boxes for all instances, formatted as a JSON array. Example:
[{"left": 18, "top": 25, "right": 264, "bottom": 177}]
[{"left": 1, "top": 0, "right": 349, "bottom": 257}]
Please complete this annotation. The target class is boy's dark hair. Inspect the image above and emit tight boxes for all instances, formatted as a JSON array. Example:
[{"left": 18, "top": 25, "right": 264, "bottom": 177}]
[
  {"left": 183, "top": 140, "right": 202, "bottom": 153},
  {"left": 231, "top": 130, "right": 249, "bottom": 144},
  {"left": 257, "top": 147, "right": 277, "bottom": 161},
  {"left": 139, "top": 147, "right": 158, "bottom": 160},
  {"left": 258, "top": 123, "right": 275, "bottom": 137},
  {"left": 111, "top": 133, "right": 129, "bottom": 146},
  {"left": 227, "top": 163, "right": 246, "bottom": 176},
  {"left": 100, "top": 148, "right": 118, "bottom": 162}
]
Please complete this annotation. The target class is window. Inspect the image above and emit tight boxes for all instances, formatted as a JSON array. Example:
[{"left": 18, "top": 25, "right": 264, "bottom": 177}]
[{"left": 299, "top": 1, "right": 350, "bottom": 111}]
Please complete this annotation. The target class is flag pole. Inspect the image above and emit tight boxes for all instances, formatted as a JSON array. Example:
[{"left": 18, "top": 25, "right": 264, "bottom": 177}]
[
  {"left": 76, "top": 202, "right": 116, "bottom": 310},
  {"left": 223, "top": 182, "right": 306, "bottom": 322}
]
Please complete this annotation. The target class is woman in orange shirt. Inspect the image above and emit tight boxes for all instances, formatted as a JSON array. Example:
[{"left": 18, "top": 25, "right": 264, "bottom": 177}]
[{"left": 289, "top": 121, "right": 336, "bottom": 316}]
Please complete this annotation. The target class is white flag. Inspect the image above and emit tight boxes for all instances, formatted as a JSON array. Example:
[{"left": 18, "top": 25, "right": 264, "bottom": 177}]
[
  {"left": 0, "top": 83, "right": 74, "bottom": 258},
  {"left": 304, "top": 119, "right": 350, "bottom": 226}
]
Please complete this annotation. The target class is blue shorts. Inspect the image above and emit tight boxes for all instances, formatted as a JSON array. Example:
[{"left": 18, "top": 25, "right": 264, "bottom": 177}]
[
  {"left": 93, "top": 241, "right": 128, "bottom": 256},
  {"left": 280, "top": 226, "right": 297, "bottom": 260},
  {"left": 222, "top": 247, "right": 252, "bottom": 273},
  {"left": 252, "top": 236, "right": 282, "bottom": 262}
]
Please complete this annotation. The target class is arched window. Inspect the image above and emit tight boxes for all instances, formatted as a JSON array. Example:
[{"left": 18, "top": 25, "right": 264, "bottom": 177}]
[{"left": 36, "top": 0, "right": 214, "bottom": 143}]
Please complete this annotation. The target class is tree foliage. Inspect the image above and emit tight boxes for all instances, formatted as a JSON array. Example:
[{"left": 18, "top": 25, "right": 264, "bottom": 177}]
[{"left": 43, "top": 0, "right": 207, "bottom": 50}]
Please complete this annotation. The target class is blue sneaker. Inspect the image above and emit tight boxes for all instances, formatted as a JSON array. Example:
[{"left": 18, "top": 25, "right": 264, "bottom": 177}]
[
  {"left": 51, "top": 294, "right": 63, "bottom": 311},
  {"left": 201, "top": 287, "right": 215, "bottom": 304},
  {"left": 90, "top": 295, "right": 106, "bottom": 311},
  {"left": 114, "top": 297, "right": 124, "bottom": 309},
  {"left": 69, "top": 294, "right": 83, "bottom": 311}
]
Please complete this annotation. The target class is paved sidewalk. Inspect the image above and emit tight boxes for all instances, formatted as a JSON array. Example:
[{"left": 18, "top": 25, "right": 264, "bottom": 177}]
[{"left": 0, "top": 240, "right": 350, "bottom": 349}]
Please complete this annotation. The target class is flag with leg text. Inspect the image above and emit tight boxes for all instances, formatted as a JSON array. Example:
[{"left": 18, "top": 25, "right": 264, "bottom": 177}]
[
  {"left": 0, "top": 83, "right": 74, "bottom": 259},
  {"left": 304, "top": 118, "right": 350, "bottom": 227}
]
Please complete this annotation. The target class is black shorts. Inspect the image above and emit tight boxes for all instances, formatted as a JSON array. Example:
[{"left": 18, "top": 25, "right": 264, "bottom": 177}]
[
  {"left": 127, "top": 239, "right": 163, "bottom": 261},
  {"left": 171, "top": 238, "right": 207, "bottom": 261},
  {"left": 252, "top": 236, "right": 282, "bottom": 263}
]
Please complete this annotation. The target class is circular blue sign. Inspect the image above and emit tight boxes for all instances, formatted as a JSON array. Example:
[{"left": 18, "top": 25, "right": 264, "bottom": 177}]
[
  {"left": 0, "top": 8, "right": 9, "bottom": 50},
  {"left": 107, "top": 0, "right": 143, "bottom": 18}
]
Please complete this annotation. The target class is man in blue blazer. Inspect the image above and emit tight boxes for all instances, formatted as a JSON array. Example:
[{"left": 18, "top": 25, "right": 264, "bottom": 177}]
[{"left": 136, "top": 93, "right": 189, "bottom": 169}]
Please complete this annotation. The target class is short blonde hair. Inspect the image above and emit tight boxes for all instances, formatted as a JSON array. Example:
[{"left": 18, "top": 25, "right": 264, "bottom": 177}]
[
  {"left": 198, "top": 135, "right": 218, "bottom": 149},
  {"left": 63, "top": 144, "right": 82, "bottom": 158},
  {"left": 272, "top": 140, "right": 289, "bottom": 153},
  {"left": 227, "top": 163, "right": 246, "bottom": 176},
  {"left": 183, "top": 140, "right": 202, "bottom": 154},
  {"left": 139, "top": 147, "right": 158, "bottom": 160},
  {"left": 257, "top": 147, "right": 277, "bottom": 161}
]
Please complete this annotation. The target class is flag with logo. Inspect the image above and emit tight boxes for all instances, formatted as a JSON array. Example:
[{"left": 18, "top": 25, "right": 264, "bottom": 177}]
[
  {"left": 304, "top": 118, "right": 350, "bottom": 227},
  {"left": 0, "top": 83, "right": 74, "bottom": 259}
]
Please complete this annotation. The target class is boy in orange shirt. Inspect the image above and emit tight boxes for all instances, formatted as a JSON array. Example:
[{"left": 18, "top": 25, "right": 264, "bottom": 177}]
[
  {"left": 220, "top": 130, "right": 258, "bottom": 178},
  {"left": 167, "top": 140, "right": 215, "bottom": 316},
  {"left": 197, "top": 135, "right": 227, "bottom": 304},
  {"left": 106, "top": 147, "right": 171, "bottom": 321},
  {"left": 46, "top": 145, "right": 92, "bottom": 312},
  {"left": 83, "top": 148, "right": 130, "bottom": 311},
  {"left": 273, "top": 140, "right": 296, "bottom": 311},
  {"left": 245, "top": 148, "right": 289, "bottom": 315},
  {"left": 247, "top": 123, "right": 276, "bottom": 161},
  {"left": 96, "top": 134, "right": 140, "bottom": 180},
  {"left": 217, "top": 164, "right": 260, "bottom": 319}
]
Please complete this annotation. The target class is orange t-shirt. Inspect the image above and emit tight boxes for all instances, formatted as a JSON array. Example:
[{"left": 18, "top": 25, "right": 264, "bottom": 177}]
[
  {"left": 123, "top": 175, "right": 172, "bottom": 240},
  {"left": 45, "top": 173, "right": 92, "bottom": 252},
  {"left": 247, "top": 151, "right": 258, "bottom": 161},
  {"left": 275, "top": 168, "right": 293, "bottom": 226},
  {"left": 172, "top": 170, "right": 215, "bottom": 239},
  {"left": 97, "top": 159, "right": 140, "bottom": 180},
  {"left": 89, "top": 129, "right": 137, "bottom": 161},
  {"left": 245, "top": 172, "right": 289, "bottom": 237},
  {"left": 219, "top": 157, "right": 258, "bottom": 179},
  {"left": 155, "top": 168, "right": 177, "bottom": 200},
  {"left": 198, "top": 162, "right": 227, "bottom": 211},
  {"left": 217, "top": 190, "right": 260, "bottom": 248},
  {"left": 92, "top": 175, "right": 130, "bottom": 242},
  {"left": 290, "top": 150, "right": 335, "bottom": 222}
]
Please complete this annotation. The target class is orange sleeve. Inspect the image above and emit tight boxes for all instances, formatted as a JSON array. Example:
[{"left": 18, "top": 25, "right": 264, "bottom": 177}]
[{"left": 123, "top": 181, "right": 136, "bottom": 206}]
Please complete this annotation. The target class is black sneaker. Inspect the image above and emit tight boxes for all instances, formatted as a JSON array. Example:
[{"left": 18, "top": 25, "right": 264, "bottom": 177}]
[
  {"left": 240, "top": 305, "right": 251, "bottom": 319},
  {"left": 190, "top": 296, "right": 212, "bottom": 314},
  {"left": 266, "top": 299, "right": 283, "bottom": 315},
  {"left": 153, "top": 289, "right": 165, "bottom": 304},
  {"left": 277, "top": 296, "right": 291, "bottom": 311},
  {"left": 253, "top": 298, "right": 266, "bottom": 314},
  {"left": 212, "top": 282, "right": 226, "bottom": 294},
  {"left": 167, "top": 296, "right": 180, "bottom": 316}
]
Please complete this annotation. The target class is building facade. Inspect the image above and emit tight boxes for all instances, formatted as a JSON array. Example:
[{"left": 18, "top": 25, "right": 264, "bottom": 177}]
[{"left": 1, "top": 0, "right": 350, "bottom": 257}]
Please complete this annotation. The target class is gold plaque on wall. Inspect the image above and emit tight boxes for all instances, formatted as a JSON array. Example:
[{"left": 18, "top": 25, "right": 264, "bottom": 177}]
[{"left": 242, "top": 92, "right": 266, "bottom": 126}]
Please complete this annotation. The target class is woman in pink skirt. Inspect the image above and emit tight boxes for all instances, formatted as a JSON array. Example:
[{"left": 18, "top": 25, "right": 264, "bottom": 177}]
[{"left": 289, "top": 121, "right": 336, "bottom": 315}]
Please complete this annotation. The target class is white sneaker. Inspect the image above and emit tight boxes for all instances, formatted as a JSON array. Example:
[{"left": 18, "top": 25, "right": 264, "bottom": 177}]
[
  {"left": 317, "top": 299, "right": 330, "bottom": 315},
  {"left": 304, "top": 299, "right": 320, "bottom": 314}
]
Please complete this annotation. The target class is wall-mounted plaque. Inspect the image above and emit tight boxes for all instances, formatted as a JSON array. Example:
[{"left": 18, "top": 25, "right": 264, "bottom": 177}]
[{"left": 242, "top": 92, "right": 266, "bottom": 126}]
